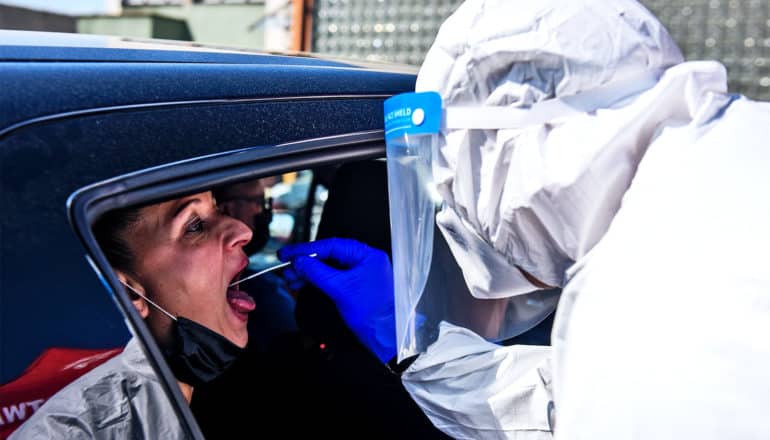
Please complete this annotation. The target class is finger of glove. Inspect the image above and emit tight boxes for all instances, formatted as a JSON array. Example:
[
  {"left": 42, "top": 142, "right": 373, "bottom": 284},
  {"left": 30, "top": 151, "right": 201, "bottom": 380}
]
[
  {"left": 282, "top": 266, "right": 306, "bottom": 291},
  {"left": 279, "top": 238, "right": 371, "bottom": 268},
  {"left": 291, "top": 255, "right": 346, "bottom": 301},
  {"left": 277, "top": 241, "right": 316, "bottom": 262},
  {"left": 287, "top": 278, "right": 306, "bottom": 291}
]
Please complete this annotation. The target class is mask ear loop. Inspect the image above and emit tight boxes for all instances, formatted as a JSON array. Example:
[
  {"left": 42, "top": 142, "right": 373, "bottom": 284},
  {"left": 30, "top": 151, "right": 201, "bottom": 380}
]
[{"left": 121, "top": 281, "right": 177, "bottom": 322}]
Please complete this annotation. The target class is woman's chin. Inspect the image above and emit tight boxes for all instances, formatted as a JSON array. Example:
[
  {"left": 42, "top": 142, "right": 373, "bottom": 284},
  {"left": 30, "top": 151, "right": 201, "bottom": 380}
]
[{"left": 233, "top": 332, "right": 249, "bottom": 348}]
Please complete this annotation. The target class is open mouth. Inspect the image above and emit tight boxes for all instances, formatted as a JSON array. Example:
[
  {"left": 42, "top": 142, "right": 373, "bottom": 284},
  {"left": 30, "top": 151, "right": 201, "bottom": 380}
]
[
  {"left": 226, "top": 270, "right": 256, "bottom": 316},
  {"left": 229, "top": 270, "right": 244, "bottom": 290}
]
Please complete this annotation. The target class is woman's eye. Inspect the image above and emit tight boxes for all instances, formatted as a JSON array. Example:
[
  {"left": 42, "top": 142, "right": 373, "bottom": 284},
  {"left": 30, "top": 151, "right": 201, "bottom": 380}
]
[{"left": 185, "top": 217, "right": 205, "bottom": 235}]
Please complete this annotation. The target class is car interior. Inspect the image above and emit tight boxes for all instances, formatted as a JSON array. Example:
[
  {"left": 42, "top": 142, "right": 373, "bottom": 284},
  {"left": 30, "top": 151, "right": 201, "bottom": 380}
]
[{"left": 190, "top": 159, "right": 447, "bottom": 438}]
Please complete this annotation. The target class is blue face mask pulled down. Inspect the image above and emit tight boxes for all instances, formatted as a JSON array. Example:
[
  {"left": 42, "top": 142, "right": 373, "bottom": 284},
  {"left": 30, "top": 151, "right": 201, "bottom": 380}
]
[{"left": 122, "top": 282, "right": 244, "bottom": 387}]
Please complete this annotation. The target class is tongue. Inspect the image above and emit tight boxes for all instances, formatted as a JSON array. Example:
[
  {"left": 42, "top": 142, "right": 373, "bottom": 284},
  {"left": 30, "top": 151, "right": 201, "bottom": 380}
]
[{"left": 227, "top": 288, "right": 256, "bottom": 314}]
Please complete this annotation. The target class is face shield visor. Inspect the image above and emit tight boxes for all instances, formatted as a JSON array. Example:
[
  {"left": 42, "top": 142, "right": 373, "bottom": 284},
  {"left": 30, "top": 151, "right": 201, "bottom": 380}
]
[
  {"left": 384, "top": 92, "right": 561, "bottom": 361},
  {"left": 385, "top": 71, "right": 663, "bottom": 360}
]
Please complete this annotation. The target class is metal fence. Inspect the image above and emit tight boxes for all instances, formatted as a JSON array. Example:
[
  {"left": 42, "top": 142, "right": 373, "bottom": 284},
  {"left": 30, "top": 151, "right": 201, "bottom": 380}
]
[{"left": 312, "top": 0, "right": 770, "bottom": 100}]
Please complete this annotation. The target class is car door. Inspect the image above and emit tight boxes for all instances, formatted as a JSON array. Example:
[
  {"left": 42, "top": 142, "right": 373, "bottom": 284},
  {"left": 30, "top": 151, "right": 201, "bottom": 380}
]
[{"left": 0, "top": 48, "right": 426, "bottom": 438}]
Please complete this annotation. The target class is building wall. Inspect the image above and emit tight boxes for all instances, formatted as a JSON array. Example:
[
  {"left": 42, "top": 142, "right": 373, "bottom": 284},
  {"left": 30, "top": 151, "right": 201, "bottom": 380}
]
[
  {"left": 77, "top": 15, "right": 192, "bottom": 40},
  {"left": 644, "top": 0, "right": 770, "bottom": 101},
  {"left": 77, "top": 16, "right": 153, "bottom": 38},
  {"left": 311, "top": 0, "right": 770, "bottom": 100},
  {"left": 0, "top": 5, "right": 76, "bottom": 33},
  {"left": 128, "top": 4, "right": 265, "bottom": 49}
]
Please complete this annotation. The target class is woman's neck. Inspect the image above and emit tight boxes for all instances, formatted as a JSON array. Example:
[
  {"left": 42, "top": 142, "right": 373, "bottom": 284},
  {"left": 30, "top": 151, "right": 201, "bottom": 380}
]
[{"left": 178, "top": 381, "right": 194, "bottom": 403}]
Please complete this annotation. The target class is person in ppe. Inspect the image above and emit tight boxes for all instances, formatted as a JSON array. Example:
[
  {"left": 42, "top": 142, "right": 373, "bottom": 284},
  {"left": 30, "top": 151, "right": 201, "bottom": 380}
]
[{"left": 279, "top": 0, "right": 770, "bottom": 438}]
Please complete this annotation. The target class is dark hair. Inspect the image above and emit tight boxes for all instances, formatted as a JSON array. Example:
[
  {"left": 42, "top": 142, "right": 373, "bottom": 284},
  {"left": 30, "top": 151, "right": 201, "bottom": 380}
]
[{"left": 93, "top": 206, "right": 142, "bottom": 274}]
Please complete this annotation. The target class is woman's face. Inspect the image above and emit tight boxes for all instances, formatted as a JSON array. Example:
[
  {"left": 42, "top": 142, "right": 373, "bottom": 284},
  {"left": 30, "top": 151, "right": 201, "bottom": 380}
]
[{"left": 125, "top": 191, "right": 254, "bottom": 348}]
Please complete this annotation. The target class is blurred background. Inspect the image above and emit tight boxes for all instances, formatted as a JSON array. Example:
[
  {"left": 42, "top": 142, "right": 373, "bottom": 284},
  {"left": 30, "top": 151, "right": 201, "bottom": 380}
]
[{"left": 1, "top": 0, "right": 768, "bottom": 99}]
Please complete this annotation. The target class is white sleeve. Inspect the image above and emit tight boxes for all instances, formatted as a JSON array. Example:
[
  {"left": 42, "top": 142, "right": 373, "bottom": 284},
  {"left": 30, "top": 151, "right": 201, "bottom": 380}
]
[{"left": 401, "top": 322, "right": 553, "bottom": 440}]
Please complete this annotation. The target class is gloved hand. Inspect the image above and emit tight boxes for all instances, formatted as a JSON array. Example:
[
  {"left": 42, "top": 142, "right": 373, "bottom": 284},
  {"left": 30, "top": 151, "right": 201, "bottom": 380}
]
[{"left": 278, "top": 238, "right": 396, "bottom": 363}]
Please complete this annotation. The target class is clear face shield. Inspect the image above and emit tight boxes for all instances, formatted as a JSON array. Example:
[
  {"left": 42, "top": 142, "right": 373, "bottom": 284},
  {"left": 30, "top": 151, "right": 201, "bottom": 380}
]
[{"left": 384, "top": 92, "right": 560, "bottom": 361}]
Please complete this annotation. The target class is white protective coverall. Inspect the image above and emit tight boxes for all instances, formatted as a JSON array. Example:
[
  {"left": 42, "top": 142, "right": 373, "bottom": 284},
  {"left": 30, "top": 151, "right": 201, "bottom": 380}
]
[
  {"left": 400, "top": 0, "right": 770, "bottom": 438},
  {"left": 10, "top": 338, "right": 186, "bottom": 439}
]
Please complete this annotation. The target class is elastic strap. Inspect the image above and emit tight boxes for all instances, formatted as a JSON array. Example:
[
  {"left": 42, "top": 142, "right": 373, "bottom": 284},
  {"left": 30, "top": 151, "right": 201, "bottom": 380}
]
[
  {"left": 121, "top": 281, "right": 177, "bottom": 321},
  {"left": 443, "top": 68, "right": 662, "bottom": 130}
]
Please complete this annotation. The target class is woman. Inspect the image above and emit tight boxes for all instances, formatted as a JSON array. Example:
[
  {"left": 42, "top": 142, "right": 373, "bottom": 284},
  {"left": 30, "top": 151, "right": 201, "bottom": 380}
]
[{"left": 11, "top": 191, "right": 255, "bottom": 439}]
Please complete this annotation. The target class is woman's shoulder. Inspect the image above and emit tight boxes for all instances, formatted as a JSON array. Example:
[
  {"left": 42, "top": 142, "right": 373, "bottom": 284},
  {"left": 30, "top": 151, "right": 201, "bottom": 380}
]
[{"left": 10, "top": 339, "right": 171, "bottom": 439}]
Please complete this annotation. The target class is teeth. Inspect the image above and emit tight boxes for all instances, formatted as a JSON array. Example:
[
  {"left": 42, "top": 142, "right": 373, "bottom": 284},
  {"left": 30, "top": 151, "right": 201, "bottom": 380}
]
[{"left": 229, "top": 271, "right": 243, "bottom": 289}]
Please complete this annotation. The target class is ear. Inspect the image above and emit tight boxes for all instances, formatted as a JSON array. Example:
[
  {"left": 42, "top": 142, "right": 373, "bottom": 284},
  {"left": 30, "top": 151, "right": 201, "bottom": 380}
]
[{"left": 117, "top": 271, "right": 150, "bottom": 319}]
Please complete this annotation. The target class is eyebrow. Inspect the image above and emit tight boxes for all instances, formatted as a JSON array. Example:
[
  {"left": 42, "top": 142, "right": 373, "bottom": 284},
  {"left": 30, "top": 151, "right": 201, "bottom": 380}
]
[{"left": 170, "top": 198, "right": 202, "bottom": 223}]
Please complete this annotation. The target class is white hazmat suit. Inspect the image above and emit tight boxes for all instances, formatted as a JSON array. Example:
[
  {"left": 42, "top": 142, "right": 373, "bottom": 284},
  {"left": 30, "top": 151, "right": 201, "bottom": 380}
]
[{"left": 399, "top": 0, "right": 770, "bottom": 438}]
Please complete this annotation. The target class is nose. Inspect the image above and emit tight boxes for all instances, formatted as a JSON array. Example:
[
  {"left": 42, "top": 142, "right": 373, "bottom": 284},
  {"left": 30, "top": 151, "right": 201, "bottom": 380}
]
[{"left": 225, "top": 215, "right": 253, "bottom": 250}]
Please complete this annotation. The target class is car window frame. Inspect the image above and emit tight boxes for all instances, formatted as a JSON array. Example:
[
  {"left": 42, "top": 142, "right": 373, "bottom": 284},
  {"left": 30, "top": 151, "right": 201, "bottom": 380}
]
[{"left": 67, "top": 130, "right": 386, "bottom": 439}]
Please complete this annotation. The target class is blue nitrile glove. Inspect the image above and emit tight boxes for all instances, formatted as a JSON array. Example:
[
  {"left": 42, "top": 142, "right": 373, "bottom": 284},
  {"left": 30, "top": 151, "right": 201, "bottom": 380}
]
[
  {"left": 281, "top": 261, "right": 308, "bottom": 291},
  {"left": 278, "top": 238, "right": 396, "bottom": 363}
]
